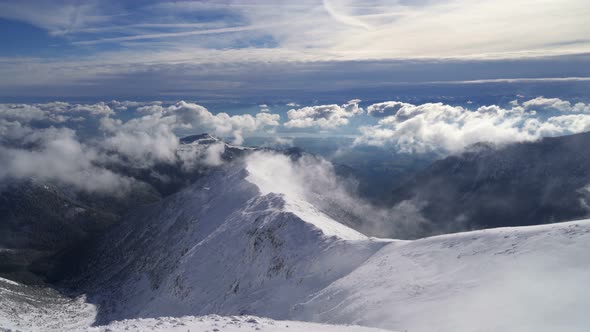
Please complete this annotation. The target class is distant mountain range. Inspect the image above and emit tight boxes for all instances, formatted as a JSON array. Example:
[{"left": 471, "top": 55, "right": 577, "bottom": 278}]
[{"left": 389, "top": 131, "right": 590, "bottom": 236}]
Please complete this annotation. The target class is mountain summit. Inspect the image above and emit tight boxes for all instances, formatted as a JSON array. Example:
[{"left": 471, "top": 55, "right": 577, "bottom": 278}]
[{"left": 75, "top": 154, "right": 388, "bottom": 324}]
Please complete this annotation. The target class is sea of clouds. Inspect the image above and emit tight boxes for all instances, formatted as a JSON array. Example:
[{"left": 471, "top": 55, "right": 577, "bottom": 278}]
[{"left": 1, "top": 96, "right": 589, "bottom": 197}]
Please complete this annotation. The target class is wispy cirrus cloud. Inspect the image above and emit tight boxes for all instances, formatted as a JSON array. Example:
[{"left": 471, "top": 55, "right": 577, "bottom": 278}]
[
  {"left": 0, "top": 0, "right": 110, "bottom": 35},
  {"left": 0, "top": 0, "right": 589, "bottom": 98},
  {"left": 72, "top": 24, "right": 271, "bottom": 45},
  {"left": 2, "top": 0, "right": 589, "bottom": 60}
]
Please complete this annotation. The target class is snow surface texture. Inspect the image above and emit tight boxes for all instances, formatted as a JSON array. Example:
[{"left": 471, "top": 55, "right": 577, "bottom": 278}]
[
  {"left": 294, "top": 221, "right": 590, "bottom": 332},
  {"left": 1, "top": 151, "right": 590, "bottom": 331},
  {"left": 86, "top": 315, "right": 393, "bottom": 332},
  {"left": 0, "top": 277, "right": 96, "bottom": 331}
]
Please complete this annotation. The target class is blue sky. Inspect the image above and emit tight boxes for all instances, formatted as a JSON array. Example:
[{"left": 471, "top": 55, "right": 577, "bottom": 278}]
[{"left": 0, "top": 0, "right": 589, "bottom": 102}]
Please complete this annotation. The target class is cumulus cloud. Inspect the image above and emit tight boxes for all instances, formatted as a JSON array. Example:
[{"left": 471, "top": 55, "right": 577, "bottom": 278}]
[
  {"left": 2, "top": 97, "right": 590, "bottom": 195},
  {"left": 0, "top": 119, "right": 34, "bottom": 142},
  {"left": 69, "top": 102, "right": 115, "bottom": 116},
  {"left": 0, "top": 100, "right": 281, "bottom": 193},
  {"left": 177, "top": 142, "right": 226, "bottom": 171},
  {"left": 357, "top": 98, "right": 590, "bottom": 154},
  {"left": 100, "top": 115, "right": 180, "bottom": 167},
  {"left": 284, "top": 99, "right": 363, "bottom": 129},
  {"left": 366, "top": 101, "right": 413, "bottom": 118},
  {"left": 0, "top": 101, "right": 138, "bottom": 126},
  {"left": 0, "top": 127, "right": 134, "bottom": 194},
  {"left": 137, "top": 101, "right": 280, "bottom": 145},
  {"left": 0, "top": 104, "right": 48, "bottom": 123},
  {"left": 97, "top": 101, "right": 281, "bottom": 167},
  {"left": 521, "top": 97, "right": 590, "bottom": 113}
]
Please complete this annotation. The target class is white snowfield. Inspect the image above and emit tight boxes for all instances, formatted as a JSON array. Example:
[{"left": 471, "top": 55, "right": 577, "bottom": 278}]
[
  {"left": 1, "top": 151, "right": 590, "bottom": 332},
  {"left": 85, "top": 315, "right": 393, "bottom": 332},
  {"left": 294, "top": 220, "right": 590, "bottom": 332}
]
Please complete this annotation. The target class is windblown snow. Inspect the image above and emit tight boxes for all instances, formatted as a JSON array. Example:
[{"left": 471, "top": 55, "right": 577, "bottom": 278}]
[
  {"left": 1, "top": 150, "right": 590, "bottom": 332},
  {"left": 245, "top": 152, "right": 368, "bottom": 240}
]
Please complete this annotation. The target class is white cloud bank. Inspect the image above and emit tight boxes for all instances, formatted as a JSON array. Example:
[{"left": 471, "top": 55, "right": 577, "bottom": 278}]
[
  {"left": 357, "top": 98, "right": 590, "bottom": 154},
  {"left": 1, "top": 97, "right": 590, "bottom": 193},
  {"left": 135, "top": 101, "right": 280, "bottom": 145},
  {"left": 0, "top": 127, "right": 134, "bottom": 194},
  {"left": 522, "top": 97, "right": 590, "bottom": 113},
  {"left": 285, "top": 99, "right": 363, "bottom": 129},
  {"left": 0, "top": 100, "right": 279, "bottom": 193}
]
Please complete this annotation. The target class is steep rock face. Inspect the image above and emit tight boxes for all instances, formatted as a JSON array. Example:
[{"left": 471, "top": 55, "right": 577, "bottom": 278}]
[
  {"left": 76, "top": 161, "right": 387, "bottom": 324},
  {"left": 389, "top": 132, "right": 590, "bottom": 236}
]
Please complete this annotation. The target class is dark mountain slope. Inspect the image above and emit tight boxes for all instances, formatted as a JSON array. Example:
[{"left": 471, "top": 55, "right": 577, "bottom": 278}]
[
  {"left": 389, "top": 131, "right": 590, "bottom": 236},
  {"left": 0, "top": 179, "right": 121, "bottom": 284},
  {"left": 0, "top": 134, "right": 248, "bottom": 284}
]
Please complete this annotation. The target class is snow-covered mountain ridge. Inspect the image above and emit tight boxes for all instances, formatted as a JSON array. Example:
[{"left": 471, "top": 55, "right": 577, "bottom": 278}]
[
  {"left": 1, "top": 149, "right": 590, "bottom": 332},
  {"left": 75, "top": 153, "right": 390, "bottom": 325}
]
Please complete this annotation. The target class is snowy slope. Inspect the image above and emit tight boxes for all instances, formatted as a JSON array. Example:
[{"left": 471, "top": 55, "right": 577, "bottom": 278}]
[
  {"left": 86, "top": 315, "right": 394, "bottom": 332},
  {"left": 0, "top": 277, "right": 96, "bottom": 331},
  {"left": 4, "top": 220, "right": 589, "bottom": 332},
  {"left": 2, "top": 149, "right": 590, "bottom": 332},
  {"left": 77, "top": 155, "right": 388, "bottom": 324},
  {"left": 294, "top": 219, "right": 590, "bottom": 332}
]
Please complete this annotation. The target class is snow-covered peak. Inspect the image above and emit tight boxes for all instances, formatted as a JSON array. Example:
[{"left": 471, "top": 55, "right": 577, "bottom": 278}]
[
  {"left": 74, "top": 160, "right": 385, "bottom": 324},
  {"left": 245, "top": 151, "right": 368, "bottom": 240}
]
